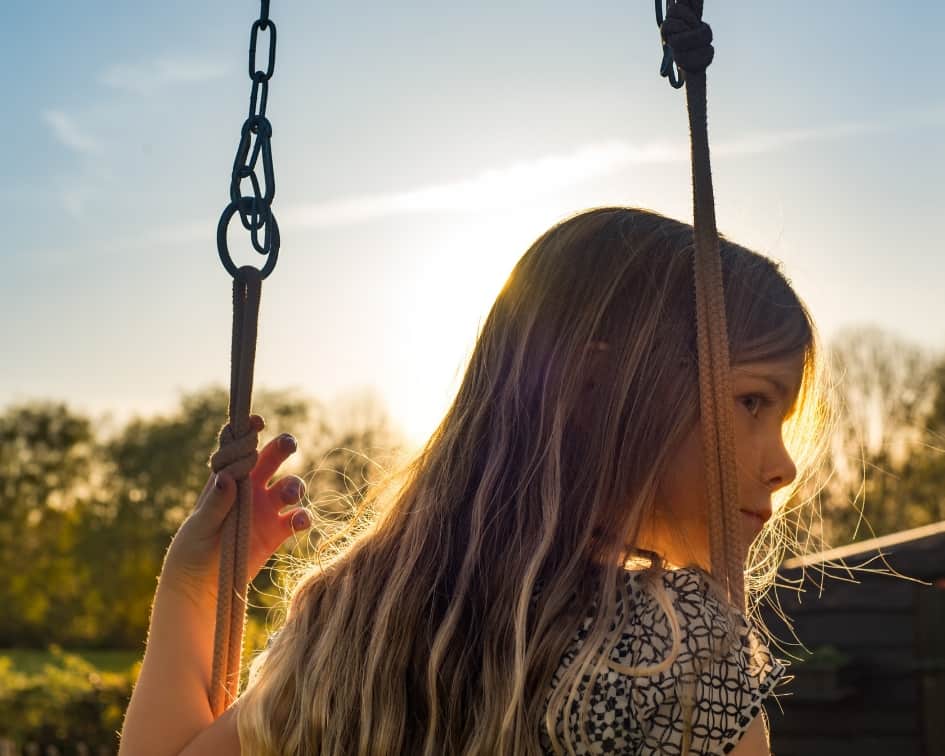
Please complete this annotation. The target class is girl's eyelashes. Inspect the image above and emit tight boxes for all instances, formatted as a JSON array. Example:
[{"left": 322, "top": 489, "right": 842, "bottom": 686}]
[{"left": 738, "top": 393, "right": 772, "bottom": 417}]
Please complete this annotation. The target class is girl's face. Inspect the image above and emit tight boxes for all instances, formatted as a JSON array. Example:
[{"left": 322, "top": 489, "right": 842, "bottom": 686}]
[{"left": 641, "top": 353, "right": 805, "bottom": 571}]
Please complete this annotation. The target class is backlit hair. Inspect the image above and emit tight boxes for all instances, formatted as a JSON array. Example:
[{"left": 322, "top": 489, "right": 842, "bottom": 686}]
[{"left": 236, "top": 207, "right": 830, "bottom": 755}]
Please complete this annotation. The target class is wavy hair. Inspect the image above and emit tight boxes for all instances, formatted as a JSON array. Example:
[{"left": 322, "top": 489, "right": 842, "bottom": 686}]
[{"left": 236, "top": 207, "right": 830, "bottom": 755}]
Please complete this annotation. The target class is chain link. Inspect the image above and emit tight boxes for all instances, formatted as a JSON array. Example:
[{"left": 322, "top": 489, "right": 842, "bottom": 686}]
[
  {"left": 217, "top": 0, "right": 280, "bottom": 280},
  {"left": 655, "top": 0, "right": 685, "bottom": 89}
]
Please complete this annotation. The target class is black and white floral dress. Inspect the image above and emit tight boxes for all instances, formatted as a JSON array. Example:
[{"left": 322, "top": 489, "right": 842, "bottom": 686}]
[{"left": 540, "top": 566, "right": 787, "bottom": 755}]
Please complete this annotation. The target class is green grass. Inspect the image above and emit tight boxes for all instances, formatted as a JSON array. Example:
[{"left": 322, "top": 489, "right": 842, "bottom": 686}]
[{"left": 0, "top": 648, "right": 140, "bottom": 676}]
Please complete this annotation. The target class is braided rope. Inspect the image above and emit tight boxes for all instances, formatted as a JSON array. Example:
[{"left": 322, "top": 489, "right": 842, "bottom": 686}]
[
  {"left": 207, "top": 266, "right": 263, "bottom": 715},
  {"left": 662, "top": 0, "right": 745, "bottom": 611}
]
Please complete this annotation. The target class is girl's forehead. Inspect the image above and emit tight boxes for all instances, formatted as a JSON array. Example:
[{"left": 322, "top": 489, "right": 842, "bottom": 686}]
[
  {"left": 731, "top": 354, "right": 805, "bottom": 395},
  {"left": 734, "top": 353, "right": 805, "bottom": 373}
]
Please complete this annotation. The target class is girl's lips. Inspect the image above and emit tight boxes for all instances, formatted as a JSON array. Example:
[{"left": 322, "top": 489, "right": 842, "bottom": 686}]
[{"left": 740, "top": 509, "right": 768, "bottom": 526}]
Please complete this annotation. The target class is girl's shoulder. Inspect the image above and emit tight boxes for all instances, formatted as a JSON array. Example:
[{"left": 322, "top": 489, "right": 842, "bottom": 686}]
[
  {"left": 542, "top": 567, "right": 787, "bottom": 755},
  {"left": 623, "top": 565, "right": 738, "bottom": 635},
  {"left": 615, "top": 565, "right": 779, "bottom": 676},
  {"left": 624, "top": 567, "right": 786, "bottom": 754}
]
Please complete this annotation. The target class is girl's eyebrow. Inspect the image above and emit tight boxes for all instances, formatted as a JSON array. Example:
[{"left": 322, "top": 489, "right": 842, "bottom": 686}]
[
  {"left": 734, "top": 369, "right": 800, "bottom": 402},
  {"left": 755, "top": 375, "right": 801, "bottom": 406},
  {"left": 760, "top": 376, "right": 790, "bottom": 399}
]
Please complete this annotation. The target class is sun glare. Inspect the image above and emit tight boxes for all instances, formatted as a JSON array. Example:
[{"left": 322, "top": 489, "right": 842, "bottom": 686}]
[{"left": 391, "top": 208, "right": 553, "bottom": 447}]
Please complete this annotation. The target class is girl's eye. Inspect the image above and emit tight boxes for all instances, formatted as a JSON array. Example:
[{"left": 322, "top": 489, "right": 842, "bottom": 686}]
[{"left": 739, "top": 394, "right": 768, "bottom": 417}]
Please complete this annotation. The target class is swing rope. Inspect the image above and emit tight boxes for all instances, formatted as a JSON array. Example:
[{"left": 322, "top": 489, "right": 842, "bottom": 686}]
[
  {"left": 659, "top": 0, "right": 746, "bottom": 611},
  {"left": 208, "top": 269, "right": 263, "bottom": 715},
  {"left": 207, "top": 0, "right": 281, "bottom": 716}
]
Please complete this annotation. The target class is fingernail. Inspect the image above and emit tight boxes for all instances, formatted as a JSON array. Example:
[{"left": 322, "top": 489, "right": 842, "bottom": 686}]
[
  {"left": 283, "top": 481, "right": 302, "bottom": 501},
  {"left": 215, "top": 474, "right": 226, "bottom": 491},
  {"left": 291, "top": 511, "right": 310, "bottom": 531},
  {"left": 280, "top": 434, "right": 297, "bottom": 452}
]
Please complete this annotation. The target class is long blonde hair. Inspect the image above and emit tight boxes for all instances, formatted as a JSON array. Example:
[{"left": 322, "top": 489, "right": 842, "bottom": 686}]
[{"left": 236, "top": 207, "right": 829, "bottom": 755}]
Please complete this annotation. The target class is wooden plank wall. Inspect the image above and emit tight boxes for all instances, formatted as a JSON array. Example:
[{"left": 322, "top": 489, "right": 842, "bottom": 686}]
[{"left": 758, "top": 526, "right": 945, "bottom": 756}]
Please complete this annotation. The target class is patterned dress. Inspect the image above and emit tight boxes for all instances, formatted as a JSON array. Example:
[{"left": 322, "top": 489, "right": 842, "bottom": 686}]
[
  {"left": 262, "top": 567, "right": 787, "bottom": 754},
  {"left": 540, "top": 567, "right": 787, "bottom": 755}
]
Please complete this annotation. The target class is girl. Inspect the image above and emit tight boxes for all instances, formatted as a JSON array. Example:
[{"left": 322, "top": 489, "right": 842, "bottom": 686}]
[{"left": 121, "top": 206, "right": 827, "bottom": 755}]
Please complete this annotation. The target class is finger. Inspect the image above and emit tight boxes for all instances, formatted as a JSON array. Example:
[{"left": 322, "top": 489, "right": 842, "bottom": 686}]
[
  {"left": 195, "top": 472, "right": 237, "bottom": 532},
  {"left": 251, "top": 432, "right": 298, "bottom": 487},
  {"left": 282, "top": 507, "right": 312, "bottom": 534},
  {"left": 269, "top": 475, "right": 306, "bottom": 508},
  {"left": 195, "top": 472, "right": 216, "bottom": 508}
]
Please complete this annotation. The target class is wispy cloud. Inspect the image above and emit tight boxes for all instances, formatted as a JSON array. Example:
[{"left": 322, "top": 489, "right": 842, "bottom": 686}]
[
  {"left": 42, "top": 110, "right": 103, "bottom": 156},
  {"left": 58, "top": 180, "right": 96, "bottom": 219},
  {"left": 100, "top": 53, "right": 230, "bottom": 95},
  {"left": 105, "top": 104, "right": 945, "bottom": 250},
  {"left": 281, "top": 141, "right": 685, "bottom": 229},
  {"left": 42, "top": 50, "right": 231, "bottom": 218},
  {"left": 715, "top": 105, "right": 945, "bottom": 158},
  {"left": 41, "top": 110, "right": 112, "bottom": 218},
  {"left": 281, "top": 107, "right": 945, "bottom": 230},
  {"left": 277, "top": 118, "right": 891, "bottom": 229}
]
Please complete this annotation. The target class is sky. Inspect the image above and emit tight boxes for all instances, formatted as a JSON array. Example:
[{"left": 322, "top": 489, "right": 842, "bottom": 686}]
[{"left": 5, "top": 1, "right": 944, "bottom": 447}]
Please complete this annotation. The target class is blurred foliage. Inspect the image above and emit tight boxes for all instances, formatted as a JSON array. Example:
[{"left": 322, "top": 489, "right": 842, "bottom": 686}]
[
  {"left": 0, "top": 648, "right": 138, "bottom": 676},
  {"left": 0, "top": 383, "right": 405, "bottom": 744},
  {"left": 799, "top": 327, "right": 945, "bottom": 546},
  {"left": 0, "top": 403, "right": 101, "bottom": 649},
  {"left": 0, "top": 384, "right": 405, "bottom": 649},
  {"left": 0, "top": 645, "right": 132, "bottom": 751},
  {"left": 0, "top": 614, "right": 272, "bottom": 749}
]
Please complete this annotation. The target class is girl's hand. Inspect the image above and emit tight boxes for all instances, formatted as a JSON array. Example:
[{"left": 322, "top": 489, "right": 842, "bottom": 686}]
[{"left": 162, "top": 414, "right": 310, "bottom": 602}]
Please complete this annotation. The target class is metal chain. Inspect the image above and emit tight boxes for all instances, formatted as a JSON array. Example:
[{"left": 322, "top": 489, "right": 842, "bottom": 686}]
[
  {"left": 655, "top": 0, "right": 685, "bottom": 89},
  {"left": 217, "top": 0, "right": 280, "bottom": 280}
]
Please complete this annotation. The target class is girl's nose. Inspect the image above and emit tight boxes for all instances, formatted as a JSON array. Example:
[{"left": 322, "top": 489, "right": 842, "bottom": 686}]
[{"left": 766, "top": 438, "right": 797, "bottom": 492}]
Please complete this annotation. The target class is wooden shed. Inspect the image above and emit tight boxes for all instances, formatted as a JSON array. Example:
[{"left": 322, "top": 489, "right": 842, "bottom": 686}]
[{"left": 761, "top": 520, "right": 945, "bottom": 756}]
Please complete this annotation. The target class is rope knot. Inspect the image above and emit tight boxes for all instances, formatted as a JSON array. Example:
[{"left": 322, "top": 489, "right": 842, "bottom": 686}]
[
  {"left": 660, "top": 0, "right": 714, "bottom": 75},
  {"left": 209, "top": 421, "right": 260, "bottom": 482}
]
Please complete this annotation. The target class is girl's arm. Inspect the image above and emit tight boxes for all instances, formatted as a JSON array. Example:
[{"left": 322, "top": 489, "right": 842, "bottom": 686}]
[
  {"left": 118, "top": 576, "right": 221, "bottom": 756},
  {"left": 117, "top": 418, "right": 309, "bottom": 755}
]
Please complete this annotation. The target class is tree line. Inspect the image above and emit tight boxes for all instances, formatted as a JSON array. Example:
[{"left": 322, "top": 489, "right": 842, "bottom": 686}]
[
  {"left": 812, "top": 326, "right": 945, "bottom": 545},
  {"left": 0, "top": 385, "right": 404, "bottom": 649}
]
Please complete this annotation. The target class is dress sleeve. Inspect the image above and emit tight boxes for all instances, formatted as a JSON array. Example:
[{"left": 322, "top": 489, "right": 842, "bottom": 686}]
[{"left": 630, "top": 568, "right": 787, "bottom": 756}]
